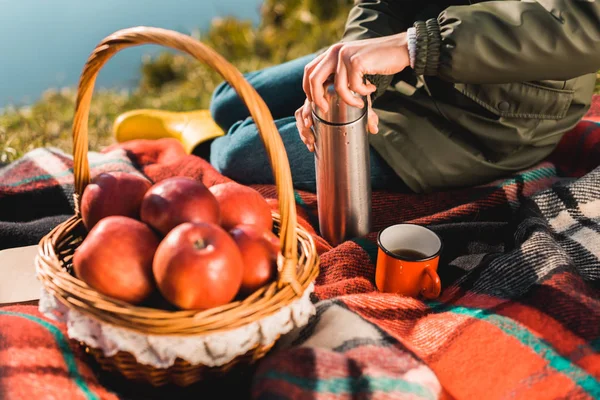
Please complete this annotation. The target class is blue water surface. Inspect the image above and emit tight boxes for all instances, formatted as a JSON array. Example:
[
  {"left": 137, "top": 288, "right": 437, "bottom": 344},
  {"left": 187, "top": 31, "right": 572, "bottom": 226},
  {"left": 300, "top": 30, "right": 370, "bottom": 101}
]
[{"left": 0, "top": 0, "right": 261, "bottom": 107}]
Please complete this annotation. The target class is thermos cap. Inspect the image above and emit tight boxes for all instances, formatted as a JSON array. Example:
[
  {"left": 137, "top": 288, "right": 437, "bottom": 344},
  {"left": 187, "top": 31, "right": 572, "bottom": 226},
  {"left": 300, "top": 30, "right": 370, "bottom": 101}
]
[{"left": 312, "top": 83, "right": 366, "bottom": 125}]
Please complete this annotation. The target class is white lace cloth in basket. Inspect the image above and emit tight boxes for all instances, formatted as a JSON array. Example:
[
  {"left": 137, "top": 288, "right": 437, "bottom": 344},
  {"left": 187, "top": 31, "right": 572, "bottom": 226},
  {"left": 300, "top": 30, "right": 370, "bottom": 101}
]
[{"left": 39, "top": 284, "right": 315, "bottom": 369}]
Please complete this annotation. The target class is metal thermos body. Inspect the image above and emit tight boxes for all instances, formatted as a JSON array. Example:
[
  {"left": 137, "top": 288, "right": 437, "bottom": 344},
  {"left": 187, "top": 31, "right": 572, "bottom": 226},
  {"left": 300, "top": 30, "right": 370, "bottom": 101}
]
[{"left": 312, "top": 84, "right": 372, "bottom": 246}]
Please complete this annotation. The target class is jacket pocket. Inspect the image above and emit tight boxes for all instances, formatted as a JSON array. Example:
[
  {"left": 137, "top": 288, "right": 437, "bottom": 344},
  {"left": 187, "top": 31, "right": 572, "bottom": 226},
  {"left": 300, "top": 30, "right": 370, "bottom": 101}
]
[{"left": 454, "top": 81, "right": 575, "bottom": 120}]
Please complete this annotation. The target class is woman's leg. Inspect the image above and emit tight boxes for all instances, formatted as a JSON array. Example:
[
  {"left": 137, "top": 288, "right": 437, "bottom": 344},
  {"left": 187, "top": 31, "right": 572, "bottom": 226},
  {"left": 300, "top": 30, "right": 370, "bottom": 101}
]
[
  {"left": 210, "top": 116, "right": 408, "bottom": 192},
  {"left": 210, "top": 54, "right": 316, "bottom": 132},
  {"left": 209, "top": 53, "right": 409, "bottom": 192}
]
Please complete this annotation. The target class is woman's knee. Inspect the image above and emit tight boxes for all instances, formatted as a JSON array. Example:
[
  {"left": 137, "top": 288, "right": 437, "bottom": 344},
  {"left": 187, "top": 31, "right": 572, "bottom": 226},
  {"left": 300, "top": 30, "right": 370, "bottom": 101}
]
[
  {"left": 209, "top": 80, "right": 240, "bottom": 130},
  {"left": 210, "top": 118, "right": 273, "bottom": 185},
  {"left": 210, "top": 116, "right": 317, "bottom": 191}
]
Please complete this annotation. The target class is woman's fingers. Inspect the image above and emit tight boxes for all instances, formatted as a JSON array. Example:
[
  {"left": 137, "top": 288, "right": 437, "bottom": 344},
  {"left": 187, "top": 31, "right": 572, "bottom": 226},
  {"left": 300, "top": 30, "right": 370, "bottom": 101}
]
[
  {"left": 337, "top": 47, "right": 376, "bottom": 98},
  {"left": 335, "top": 52, "right": 364, "bottom": 109},
  {"left": 347, "top": 53, "right": 377, "bottom": 97},
  {"left": 302, "top": 53, "right": 326, "bottom": 102},
  {"left": 295, "top": 102, "right": 315, "bottom": 152},
  {"left": 309, "top": 52, "right": 339, "bottom": 113},
  {"left": 368, "top": 108, "right": 379, "bottom": 134},
  {"left": 367, "top": 95, "right": 379, "bottom": 134},
  {"left": 301, "top": 100, "right": 312, "bottom": 128}
]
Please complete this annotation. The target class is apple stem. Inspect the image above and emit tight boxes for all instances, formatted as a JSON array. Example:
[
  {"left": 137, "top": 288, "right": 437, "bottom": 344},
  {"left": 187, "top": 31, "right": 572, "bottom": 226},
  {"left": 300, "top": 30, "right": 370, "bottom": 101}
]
[{"left": 194, "top": 238, "right": 207, "bottom": 250}]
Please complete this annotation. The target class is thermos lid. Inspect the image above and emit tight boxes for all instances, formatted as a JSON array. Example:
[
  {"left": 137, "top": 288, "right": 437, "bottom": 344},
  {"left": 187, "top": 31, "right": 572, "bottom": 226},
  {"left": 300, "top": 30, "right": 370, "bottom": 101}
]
[{"left": 312, "top": 82, "right": 366, "bottom": 124}]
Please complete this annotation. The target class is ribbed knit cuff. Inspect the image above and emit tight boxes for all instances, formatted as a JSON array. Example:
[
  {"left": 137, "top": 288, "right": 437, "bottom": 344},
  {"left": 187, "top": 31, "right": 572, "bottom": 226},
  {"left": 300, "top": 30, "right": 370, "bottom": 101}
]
[{"left": 407, "top": 19, "right": 442, "bottom": 76}]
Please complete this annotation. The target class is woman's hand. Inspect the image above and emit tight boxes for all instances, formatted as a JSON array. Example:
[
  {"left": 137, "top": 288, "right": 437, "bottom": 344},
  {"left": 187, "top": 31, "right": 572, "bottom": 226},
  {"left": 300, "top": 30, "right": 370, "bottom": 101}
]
[
  {"left": 296, "top": 33, "right": 410, "bottom": 152},
  {"left": 296, "top": 96, "right": 378, "bottom": 152},
  {"left": 304, "top": 33, "right": 409, "bottom": 111}
]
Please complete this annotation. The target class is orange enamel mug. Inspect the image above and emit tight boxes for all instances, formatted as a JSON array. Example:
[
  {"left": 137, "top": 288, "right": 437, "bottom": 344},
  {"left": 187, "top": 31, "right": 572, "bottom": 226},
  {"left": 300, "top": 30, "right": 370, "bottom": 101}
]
[{"left": 375, "top": 224, "right": 442, "bottom": 299}]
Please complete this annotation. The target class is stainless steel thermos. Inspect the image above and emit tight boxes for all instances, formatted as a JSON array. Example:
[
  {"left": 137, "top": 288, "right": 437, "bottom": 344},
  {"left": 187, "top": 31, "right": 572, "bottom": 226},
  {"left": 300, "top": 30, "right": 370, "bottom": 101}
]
[{"left": 312, "top": 83, "right": 372, "bottom": 246}]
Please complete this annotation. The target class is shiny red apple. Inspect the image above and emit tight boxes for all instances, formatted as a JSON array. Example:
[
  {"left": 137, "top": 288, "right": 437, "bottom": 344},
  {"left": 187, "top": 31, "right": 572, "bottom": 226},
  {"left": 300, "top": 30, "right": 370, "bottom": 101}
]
[
  {"left": 229, "top": 225, "right": 279, "bottom": 296},
  {"left": 73, "top": 216, "right": 160, "bottom": 304},
  {"left": 153, "top": 222, "right": 244, "bottom": 310},
  {"left": 140, "top": 177, "right": 220, "bottom": 236},
  {"left": 209, "top": 182, "right": 272, "bottom": 232},
  {"left": 80, "top": 172, "right": 152, "bottom": 230}
]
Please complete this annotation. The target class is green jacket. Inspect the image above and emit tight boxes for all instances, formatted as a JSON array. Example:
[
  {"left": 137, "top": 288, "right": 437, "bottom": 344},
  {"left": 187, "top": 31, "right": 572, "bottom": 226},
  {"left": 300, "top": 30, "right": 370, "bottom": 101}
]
[{"left": 342, "top": 0, "right": 600, "bottom": 192}]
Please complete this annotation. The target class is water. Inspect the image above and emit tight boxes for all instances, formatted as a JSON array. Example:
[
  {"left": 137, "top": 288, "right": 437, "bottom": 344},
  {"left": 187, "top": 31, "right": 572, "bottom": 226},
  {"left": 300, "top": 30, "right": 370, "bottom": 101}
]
[{"left": 0, "top": 0, "right": 261, "bottom": 107}]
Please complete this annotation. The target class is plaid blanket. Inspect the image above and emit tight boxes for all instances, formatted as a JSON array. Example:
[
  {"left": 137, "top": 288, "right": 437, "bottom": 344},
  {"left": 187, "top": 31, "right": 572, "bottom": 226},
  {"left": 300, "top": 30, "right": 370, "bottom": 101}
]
[
  {"left": 1, "top": 99, "right": 599, "bottom": 399},
  {"left": 0, "top": 146, "right": 145, "bottom": 249}
]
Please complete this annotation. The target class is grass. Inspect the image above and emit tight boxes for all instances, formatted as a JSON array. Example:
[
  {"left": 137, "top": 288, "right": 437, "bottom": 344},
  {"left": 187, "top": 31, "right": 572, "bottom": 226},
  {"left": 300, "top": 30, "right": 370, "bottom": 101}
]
[{"left": 1, "top": 0, "right": 599, "bottom": 163}]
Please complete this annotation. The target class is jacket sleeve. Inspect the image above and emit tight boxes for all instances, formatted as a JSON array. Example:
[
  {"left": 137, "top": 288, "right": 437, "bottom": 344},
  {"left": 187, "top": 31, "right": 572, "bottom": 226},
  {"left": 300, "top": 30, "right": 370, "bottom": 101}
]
[
  {"left": 341, "top": 0, "right": 418, "bottom": 98},
  {"left": 407, "top": 0, "right": 600, "bottom": 84}
]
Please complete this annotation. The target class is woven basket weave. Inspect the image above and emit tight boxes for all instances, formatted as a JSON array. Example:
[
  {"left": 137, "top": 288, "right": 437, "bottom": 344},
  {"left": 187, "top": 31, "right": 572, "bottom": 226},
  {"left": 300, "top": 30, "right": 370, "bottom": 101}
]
[{"left": 35, "top": 26, "right": 319, "bottom": 387}]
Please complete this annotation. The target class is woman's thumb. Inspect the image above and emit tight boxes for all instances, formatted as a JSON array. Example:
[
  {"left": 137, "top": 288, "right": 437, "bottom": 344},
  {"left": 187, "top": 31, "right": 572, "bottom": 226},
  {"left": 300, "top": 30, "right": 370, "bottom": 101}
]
[{"left": 367, "top": 97, "right": 379, "bottom": 134}]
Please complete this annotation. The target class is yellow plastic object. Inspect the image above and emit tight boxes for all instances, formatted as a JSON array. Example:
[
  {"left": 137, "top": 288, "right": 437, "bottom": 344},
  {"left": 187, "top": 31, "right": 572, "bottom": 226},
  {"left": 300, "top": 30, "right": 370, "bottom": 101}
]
[{"left": 113, "top": 109, "right": 225, "bottom": 154}]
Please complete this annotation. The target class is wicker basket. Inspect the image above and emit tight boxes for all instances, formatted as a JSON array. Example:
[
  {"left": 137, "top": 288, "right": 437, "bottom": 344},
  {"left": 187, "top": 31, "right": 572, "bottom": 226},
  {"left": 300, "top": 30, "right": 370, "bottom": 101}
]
[{"left": 35, "top": 26, "right": 319, "bottom": 387}]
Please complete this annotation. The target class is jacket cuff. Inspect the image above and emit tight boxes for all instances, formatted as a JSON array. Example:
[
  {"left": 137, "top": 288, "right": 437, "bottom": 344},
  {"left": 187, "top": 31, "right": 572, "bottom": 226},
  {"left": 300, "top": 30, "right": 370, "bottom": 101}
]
[
  {"left": 407, "top": 19, "right": 441, "bottom": 76},
  {"left": 364, "top": 73, "right": 394, "bottom": 100}
]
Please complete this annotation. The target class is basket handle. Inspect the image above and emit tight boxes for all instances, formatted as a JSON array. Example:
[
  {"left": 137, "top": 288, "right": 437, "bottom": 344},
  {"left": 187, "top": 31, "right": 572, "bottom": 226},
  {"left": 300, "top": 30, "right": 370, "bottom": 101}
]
[{"left": 71, "top": 27, "right": 301, "bottom": 293}]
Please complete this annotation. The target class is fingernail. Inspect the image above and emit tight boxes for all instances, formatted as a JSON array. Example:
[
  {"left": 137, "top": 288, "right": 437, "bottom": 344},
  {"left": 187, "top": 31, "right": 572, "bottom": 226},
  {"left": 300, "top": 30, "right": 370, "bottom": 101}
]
[{"left": 373, "top": 126, "right": 379, "bottom": 133}]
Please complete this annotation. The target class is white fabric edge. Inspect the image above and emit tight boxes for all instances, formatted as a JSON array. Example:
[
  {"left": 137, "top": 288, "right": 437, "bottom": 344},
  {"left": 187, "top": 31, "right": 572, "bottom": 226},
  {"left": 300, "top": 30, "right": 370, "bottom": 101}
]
[
  {"left": 38, "top": 283, "right": 315, "bottom": 369},
  {"left": 407, "top": 27, "right": 418, "bottom": 70}
]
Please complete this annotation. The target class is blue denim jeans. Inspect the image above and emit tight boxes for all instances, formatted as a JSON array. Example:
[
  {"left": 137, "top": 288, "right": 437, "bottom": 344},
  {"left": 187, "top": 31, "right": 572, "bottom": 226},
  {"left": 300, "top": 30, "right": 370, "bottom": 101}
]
[{"left": 209, "top": 54, "right": 406, "bottom": 192}]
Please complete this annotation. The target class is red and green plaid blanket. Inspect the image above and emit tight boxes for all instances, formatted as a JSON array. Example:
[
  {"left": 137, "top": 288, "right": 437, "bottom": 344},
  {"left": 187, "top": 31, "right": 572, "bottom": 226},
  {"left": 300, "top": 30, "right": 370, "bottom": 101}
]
[{"left": 1, "top": 99, "right": 599, "bottom": 399}]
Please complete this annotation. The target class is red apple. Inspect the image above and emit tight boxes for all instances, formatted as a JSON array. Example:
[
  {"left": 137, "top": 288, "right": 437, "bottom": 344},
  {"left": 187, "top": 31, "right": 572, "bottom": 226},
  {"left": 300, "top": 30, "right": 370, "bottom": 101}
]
[
  {"left": 140, "top": 177, "right": 220, "bottom": 236},
  {"left": 230, "top": 225, "right": 278, "bottom": 296},
  {"left": 153, "top": 222, "right": 244, "bottom": 310},
  {"left": 73, "top": 216, "right": 160, "bottom": 304},
  {"left": 80, "top": 172, "right": 152, "bottom": 230},
  {"left": 265, "top": 198, "right": 278, "bottom": 209},
  {"left": 262, "top": 229, "right": 281, "bottom": 255},
  {"left": 209, "top": 182, "right": 272, "bottom": 232}
]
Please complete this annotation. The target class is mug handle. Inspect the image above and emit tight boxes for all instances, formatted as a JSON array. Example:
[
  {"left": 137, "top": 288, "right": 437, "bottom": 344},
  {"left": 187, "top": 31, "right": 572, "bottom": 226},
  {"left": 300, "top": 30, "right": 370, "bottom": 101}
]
[{"left": 421, "top": 265, "right": 441, "bottom": 299}]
